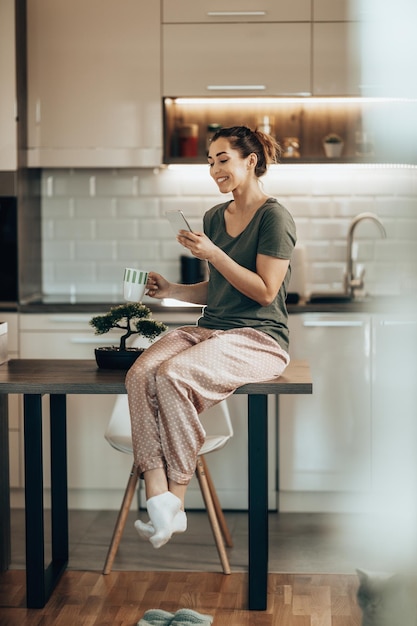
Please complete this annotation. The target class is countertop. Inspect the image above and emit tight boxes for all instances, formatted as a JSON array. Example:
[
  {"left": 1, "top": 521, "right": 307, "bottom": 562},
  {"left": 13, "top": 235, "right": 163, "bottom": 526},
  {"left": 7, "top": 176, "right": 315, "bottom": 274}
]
[{"left": 1, "top": 293, "right": 411, "bottom": 317}]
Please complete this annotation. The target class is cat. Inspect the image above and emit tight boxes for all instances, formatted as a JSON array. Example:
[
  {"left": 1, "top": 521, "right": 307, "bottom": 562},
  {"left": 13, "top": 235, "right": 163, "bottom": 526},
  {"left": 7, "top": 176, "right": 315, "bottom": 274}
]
[{"left": 356, "top": 568, "right": 417, "bottom": 626}]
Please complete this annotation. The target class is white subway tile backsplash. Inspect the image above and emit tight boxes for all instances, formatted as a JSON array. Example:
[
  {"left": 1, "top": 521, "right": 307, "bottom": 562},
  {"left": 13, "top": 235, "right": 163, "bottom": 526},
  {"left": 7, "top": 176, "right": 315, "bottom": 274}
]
[
  {"left": 54, "top": 219, "right": 95, "bottom": 240},
  {"left": 160, "top": 197, "right": 205, "bottom": 217},
  {"left": 73, "top": 197, "right": 115, "bottom": 217},
  {"left": 310, "top": 219, "right": 349, "bottom": 240},
  {"left": 41, "top": 165, "right": 417, "bottom": 297},
  {"left": 42, "top": 197, "right": 73, "bottom": 218},
  {"left": 42, "top": 240, "right": 72, "bottom": 261},
  {"left": 375, "top": 197, "right": 417, "bottom": 218},
  {"left": 117, "top": 198, "right": 160, "bottom": 217},
  {"left": 116, "top": 240, "right": 160, "bottom": 262},
  {"left": 74, "top": 241, "right": 115, "bottom": 261},
  {"left": 95, "top": 219, "right": 139, "bottom": 240}
]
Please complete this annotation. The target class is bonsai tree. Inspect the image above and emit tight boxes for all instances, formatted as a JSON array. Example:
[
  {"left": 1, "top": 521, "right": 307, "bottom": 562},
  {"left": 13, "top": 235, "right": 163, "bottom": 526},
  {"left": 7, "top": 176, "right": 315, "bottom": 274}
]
[{"left": 90, "top": 303, "right": 167, "bottom": 351}]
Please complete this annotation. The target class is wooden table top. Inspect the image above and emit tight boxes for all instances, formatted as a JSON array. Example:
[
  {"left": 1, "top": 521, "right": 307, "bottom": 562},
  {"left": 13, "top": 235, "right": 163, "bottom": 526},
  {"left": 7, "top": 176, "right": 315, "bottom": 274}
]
[{"left": 0, "top": 359, "right": 312, "bottom": 396}]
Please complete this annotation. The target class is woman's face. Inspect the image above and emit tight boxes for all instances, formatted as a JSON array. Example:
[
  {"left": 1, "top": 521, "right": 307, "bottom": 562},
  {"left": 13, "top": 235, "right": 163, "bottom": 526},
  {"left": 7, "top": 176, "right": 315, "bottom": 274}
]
[{"left": 207, "top": 137, "right": 254, "bottom": 194}]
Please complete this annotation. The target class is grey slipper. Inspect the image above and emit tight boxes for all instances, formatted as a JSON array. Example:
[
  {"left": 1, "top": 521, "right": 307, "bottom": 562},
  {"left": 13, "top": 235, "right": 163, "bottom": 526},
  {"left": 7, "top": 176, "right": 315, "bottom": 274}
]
[
  {"left": 137, "top": 608, "right": 175, "bottom": 625},
  {"left": 171, "top": 608, "right": 214, "bottom": 625}
]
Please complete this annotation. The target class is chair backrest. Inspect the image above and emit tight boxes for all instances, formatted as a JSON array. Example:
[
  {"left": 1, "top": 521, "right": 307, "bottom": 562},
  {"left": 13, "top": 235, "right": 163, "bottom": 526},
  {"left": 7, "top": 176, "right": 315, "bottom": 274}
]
[{"left": 105, "top": 395, "right": 233, "bottom": 456}]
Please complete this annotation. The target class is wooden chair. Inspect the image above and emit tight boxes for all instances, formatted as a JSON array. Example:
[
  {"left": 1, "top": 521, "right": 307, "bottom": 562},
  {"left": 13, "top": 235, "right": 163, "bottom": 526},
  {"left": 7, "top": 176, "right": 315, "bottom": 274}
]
[{"left": 102, "top": 395, "right": 234, "bottom": 575}]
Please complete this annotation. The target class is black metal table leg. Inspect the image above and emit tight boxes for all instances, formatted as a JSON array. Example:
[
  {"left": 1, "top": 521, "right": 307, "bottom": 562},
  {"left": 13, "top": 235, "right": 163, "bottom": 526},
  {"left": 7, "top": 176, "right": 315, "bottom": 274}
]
[
  {"left": 23, "top": 393, "right": 69, "bottom": 608},
  {"left": 0, "top": 394, "right": 11, "bottom": 572},
  {"left": 24, "top": 394, "right": 47, "bottom": 608},
  {"left": 248, "top": 393, "right": 268, "bottom": 611},
  {"left": 49, "top": 395, "right": 69, "bottom": 581}
]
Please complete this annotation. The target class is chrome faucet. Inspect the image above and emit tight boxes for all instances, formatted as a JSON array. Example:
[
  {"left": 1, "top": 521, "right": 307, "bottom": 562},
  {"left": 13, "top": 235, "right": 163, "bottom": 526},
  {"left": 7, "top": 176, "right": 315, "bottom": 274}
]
[{"left": 344, "top": 212, "right": 387, "bottom": 298}]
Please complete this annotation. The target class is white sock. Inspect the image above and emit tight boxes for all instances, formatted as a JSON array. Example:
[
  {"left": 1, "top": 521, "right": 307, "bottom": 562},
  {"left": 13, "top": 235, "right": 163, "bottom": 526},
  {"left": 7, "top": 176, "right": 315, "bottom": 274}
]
[
  {"left": 146, "top": 492, "right": 185, "bottom": 549},
  {"left": 135, "top": 510, "right": 187, "bottom": 541},
  {"left": 134, "top": 519, "right": 154, "bottom": 540}
]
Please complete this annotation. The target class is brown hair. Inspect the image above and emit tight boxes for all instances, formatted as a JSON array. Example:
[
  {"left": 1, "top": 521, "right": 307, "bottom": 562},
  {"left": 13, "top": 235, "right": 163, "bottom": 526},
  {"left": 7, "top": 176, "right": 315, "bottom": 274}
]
[{"left": 211, "top": 126, "right": 281, "bottom": 177}]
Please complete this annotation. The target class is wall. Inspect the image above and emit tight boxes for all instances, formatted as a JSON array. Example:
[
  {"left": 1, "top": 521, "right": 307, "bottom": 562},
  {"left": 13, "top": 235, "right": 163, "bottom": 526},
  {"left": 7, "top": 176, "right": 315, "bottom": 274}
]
[{"left": 41, "top": 164, "right": 417, "bottom": 298}]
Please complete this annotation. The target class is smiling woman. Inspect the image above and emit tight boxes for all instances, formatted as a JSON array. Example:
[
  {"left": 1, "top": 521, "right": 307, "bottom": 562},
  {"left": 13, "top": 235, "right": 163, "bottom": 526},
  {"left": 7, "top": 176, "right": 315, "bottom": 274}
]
[{"left": 125, "top": 124, "right": 296, "bottom": 553}]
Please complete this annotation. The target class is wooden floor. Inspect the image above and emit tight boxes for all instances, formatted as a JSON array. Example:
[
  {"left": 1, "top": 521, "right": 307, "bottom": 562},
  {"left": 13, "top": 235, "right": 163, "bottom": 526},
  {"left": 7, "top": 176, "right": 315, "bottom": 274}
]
[
  {"left": 0, "top": 570, "right": 362, "bottom": 626},
  {"left": 2, "top": 508, "right": 405, "bottom": 625}
]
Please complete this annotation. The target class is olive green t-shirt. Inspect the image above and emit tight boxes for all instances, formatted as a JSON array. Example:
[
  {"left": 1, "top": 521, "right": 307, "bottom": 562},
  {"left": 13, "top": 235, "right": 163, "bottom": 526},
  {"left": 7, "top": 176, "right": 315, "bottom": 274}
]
[{"left": 198, "top": 197, "right": 297, "bottom": 352}]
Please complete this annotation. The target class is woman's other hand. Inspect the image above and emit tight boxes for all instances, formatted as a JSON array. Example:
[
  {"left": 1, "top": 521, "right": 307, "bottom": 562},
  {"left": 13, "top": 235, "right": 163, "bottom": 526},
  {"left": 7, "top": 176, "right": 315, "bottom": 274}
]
[{"left": 146, "top": 272, "right": 171, "bottom": 300}]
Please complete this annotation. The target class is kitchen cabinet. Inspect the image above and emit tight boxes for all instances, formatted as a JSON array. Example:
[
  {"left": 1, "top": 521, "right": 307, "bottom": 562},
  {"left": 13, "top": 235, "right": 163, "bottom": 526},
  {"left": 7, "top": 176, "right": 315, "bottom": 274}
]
[
  {"left": 162, "top": 0, "right": 311, "bottom": 22},
  {"left": 313, "top": 0, "right": 363, "bottom": 21},
  {"left": 0, "top": 0, "right": 17, "bottom": 171},
  {"left": 0, "top": 313, "right": 20, "bottom": 489},
  {"left": 162, "top": 23, "right": 311, "bottom": 97},
  {"left": 312, "top": 22, "right": 362, "bottom": 95},
  {"left": 19, "top": 313, "right": 132, "bottom": 509},
  {"left": 371, "top": 314, "right": 417, "bottom": 503},
  {"left": 26, "top": 0, "right": 161, "bottom": 168},
  {"left": 280, "top": 314, "right": 372, "bottom": 512}
]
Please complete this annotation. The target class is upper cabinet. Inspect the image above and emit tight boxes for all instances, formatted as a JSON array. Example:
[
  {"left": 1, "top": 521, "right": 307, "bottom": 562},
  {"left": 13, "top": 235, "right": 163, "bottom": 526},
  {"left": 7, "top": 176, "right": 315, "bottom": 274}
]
[
  {"left": 162, "top": 0, "right": 362, "bottom": 98},
  {"left": 0, "top": 0, "right": 17, "bottom": 171},
  {"left": 312, "top": 0, "right": 362, "bottom": 96},
  {"left": 163, "top": 23, "right": 311, "bottom": 97},
  {"left": 27, "top": 0, "right": 162, "bottom": 168},
  {"left": 162, "top": 0, "right": 311, "bottom": 22},
  {"left": 312, "top": 22, "right": 362, "bottom": 96},
  {"left": 162, "top": 3, "right": 311, "bottom": 98},
  {"left": 313, "top": 0, "right": 363, "bottom": 21}
]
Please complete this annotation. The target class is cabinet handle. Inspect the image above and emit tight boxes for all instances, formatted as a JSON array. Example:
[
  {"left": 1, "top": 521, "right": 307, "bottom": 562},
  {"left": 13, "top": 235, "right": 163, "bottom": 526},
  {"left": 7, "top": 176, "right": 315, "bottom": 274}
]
[
  {"left": 380, "top": 320, "right": 417, "bottom": 326},
  {"left": 48, "top": 315, "right": 93, "bottom": 323},
  {"left": 70, "top": 337, "right": 116, "bottom": 344},
  {"left": 207, "top": 84, "right": 266, "bottom": 91},
  {"left": 35, "top": 99, "right": 41, "bottom": 124},
  {"left": 303, "top": 320, "right": 365, "bottom": 328},
  {"left": 207, "top": 11, "right": 267, "bottom": 16}
]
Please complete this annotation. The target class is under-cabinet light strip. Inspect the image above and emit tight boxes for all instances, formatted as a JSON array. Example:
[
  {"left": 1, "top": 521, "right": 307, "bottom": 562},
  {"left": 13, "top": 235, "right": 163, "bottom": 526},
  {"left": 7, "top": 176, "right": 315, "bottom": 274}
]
[{"left": 171, "top": 96, "right": 416, "bottom": 105}]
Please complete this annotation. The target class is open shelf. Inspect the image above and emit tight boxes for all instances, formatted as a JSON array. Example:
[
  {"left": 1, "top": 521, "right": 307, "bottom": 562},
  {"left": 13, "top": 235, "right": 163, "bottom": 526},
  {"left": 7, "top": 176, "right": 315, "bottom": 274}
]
[{"left": 163, "top": 97, "right": 416, "bottom": 165}]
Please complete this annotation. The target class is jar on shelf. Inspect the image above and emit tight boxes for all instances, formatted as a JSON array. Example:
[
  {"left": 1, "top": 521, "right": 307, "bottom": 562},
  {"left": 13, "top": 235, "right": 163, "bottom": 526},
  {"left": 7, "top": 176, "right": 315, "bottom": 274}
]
[
  {"left": 206, "top": 124, "right": 222, "bottom": 152},
  {"left": 178, "top": 123, "right": 199, "bottom": 157},
  {"left": 256, "top": 115, "right": 275, "bottom": 136}
]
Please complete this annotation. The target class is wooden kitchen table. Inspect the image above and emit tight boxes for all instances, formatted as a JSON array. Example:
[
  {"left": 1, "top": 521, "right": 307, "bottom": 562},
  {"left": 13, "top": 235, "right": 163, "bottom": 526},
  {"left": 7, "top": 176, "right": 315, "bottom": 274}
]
[{"left": 0, "top": 358, "right": 312, "bottom": 610}]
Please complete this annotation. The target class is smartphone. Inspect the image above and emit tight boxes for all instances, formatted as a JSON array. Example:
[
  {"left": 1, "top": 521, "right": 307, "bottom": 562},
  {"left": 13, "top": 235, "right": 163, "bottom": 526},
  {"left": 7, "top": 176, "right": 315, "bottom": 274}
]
[{"left": 165, "top": 210, "right": 193, "bottom": 235}]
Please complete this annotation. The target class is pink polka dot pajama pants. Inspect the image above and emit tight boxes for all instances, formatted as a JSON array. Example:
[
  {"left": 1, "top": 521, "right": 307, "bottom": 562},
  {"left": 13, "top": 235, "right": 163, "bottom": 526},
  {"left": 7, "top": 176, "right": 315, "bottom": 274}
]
[{"left": 125, "top": 325, "right": 289, "bottom": 485}]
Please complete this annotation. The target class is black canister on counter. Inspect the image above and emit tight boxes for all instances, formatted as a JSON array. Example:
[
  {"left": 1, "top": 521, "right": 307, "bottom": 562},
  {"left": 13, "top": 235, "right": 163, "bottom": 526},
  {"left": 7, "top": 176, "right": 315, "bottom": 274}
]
[{"left": 180, "top": 255, "right": 205, "bottom": 284}]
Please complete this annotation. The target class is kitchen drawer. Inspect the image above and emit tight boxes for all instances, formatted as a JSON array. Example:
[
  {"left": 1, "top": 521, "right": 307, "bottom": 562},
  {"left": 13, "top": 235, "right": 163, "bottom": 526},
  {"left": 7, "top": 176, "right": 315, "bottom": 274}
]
[
  {"left": 19, "top": 312, "right": 199, "bottom": 359},
  {"left": 163, "top": 23, "right": 311, "bottom": 96},
  {"left": 163, "top": 0, "right": 311, "bottom": 22},
  {"left": 0, "top": 313, "right": 18, "bottom": 354}
]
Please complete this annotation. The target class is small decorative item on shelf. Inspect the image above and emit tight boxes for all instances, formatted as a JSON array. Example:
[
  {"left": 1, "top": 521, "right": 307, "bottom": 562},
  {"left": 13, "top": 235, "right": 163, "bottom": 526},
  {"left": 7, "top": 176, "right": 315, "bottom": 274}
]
[
  {"left": 282, "top": 137, "right": 300, "bottom": 159},
  {"left": 256, "top": 115, "right": 275, "bottom": 136},
  {"left": 206, "top": 123, "right": 222, "bottom": 152},
  {"left": 178, "top": 123, "right": 199, "bottom": 157},
  {"left": 90, "top": 303, "right": 167, "bottom": 370},
  {"left": 323, "top": 133, "right": 344, "bottom": 158}
]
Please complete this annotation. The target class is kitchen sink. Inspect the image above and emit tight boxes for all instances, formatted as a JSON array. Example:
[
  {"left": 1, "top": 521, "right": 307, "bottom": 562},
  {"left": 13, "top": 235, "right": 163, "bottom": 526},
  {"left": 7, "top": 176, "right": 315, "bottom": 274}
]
[{"left": 308, "top": 292, "right": 353, "bottom": 304}]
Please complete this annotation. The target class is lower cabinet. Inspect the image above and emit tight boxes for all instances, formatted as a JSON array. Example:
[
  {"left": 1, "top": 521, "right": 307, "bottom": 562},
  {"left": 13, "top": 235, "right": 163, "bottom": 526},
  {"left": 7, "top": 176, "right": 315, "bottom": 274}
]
[
  {"left": 371, "top": 313, "right": 417, "bottom": 506},
  {"left": 18, "top": 309, "right": 415, "bottom": 513},
  {"left": 280, "top": 314, "right": 372, "bottom": 512},
  {"left": 1, "top": 313, "right": 20, "bottom": 489},
  {"left": 19, "top": 313, "right": 132, "bottom": 509}
]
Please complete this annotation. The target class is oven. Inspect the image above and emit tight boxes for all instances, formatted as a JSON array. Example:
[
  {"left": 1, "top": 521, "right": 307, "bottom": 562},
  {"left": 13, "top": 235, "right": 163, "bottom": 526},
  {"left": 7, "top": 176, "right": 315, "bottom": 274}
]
[{"left": 0, "top": 196, "right": 18, "bottom": 305}]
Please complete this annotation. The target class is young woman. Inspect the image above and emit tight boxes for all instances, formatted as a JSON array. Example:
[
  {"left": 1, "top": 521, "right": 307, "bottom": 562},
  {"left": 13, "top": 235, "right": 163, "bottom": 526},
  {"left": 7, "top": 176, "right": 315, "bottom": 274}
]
[{"left": 125, "top": 126, "right": 296, "bottom": 549}]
